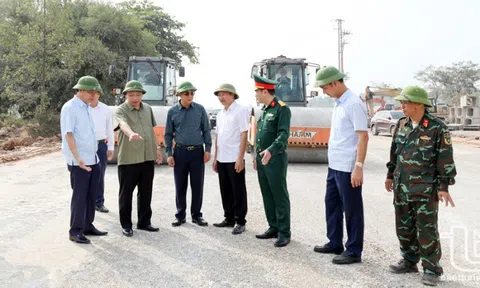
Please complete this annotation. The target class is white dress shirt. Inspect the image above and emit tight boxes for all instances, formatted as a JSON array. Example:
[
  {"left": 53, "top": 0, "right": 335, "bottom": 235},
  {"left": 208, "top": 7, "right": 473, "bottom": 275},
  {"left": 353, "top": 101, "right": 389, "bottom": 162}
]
[
  {"left": 328, "top": 89, "right": 368, "bottom": 173},
  {"left": 91, "top": 101, "right": 115, "bottom": 151},
  {"left": 216, "top": 101, "right": 250, "bottom": 163}
]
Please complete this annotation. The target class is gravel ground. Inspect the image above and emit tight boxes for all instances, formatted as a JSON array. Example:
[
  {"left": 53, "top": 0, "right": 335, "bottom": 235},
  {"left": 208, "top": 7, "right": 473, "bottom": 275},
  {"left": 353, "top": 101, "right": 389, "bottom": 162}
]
[{"left": 1, "top": 133, "right": 479, "bottom": 288}]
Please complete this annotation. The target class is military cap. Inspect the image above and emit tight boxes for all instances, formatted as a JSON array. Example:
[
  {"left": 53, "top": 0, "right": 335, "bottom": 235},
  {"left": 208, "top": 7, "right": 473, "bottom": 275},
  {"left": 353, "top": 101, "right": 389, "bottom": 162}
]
[
  {"left": 214, "top": 83, "right": 239, "bottom": 99},
  {"left": 122, "top": 80, "right": 146, "bottom": 95},
  {"left": 73, "top": 76, "right": 103, "bottom": 94},
  {"left": 176, "top": 81, "right": 197, "bottom": 95},
  {"left": 315, "top": 66, "right": 346, "bottom": 87},
  {"left": 254, "top": 74, "right": 278, "bottom": 90},
  {"left": 394, "top": 86, "right": 432, "bottom": 107}
]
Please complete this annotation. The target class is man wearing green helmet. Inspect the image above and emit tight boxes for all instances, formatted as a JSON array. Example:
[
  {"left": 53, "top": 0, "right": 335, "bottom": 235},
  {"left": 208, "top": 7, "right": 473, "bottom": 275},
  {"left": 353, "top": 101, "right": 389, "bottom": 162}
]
[
  {"left": 90, "top": 86, "right": 114, "bottom": 214},
  {"left": 312, "top": 66, "right": 369, "bottom": 265},
  {"left": 211, "top": 83, "right": 249, "bottom": 235},
  {"left": 165, "top": 81, "right": 212, "bottom": 227},
  {"left": 115, "top": 80, "right": 162, "bottom": 237},
  {"left": 61, "top": 75, "right": 108, "bottom": 244},
  {"left": 385, "top": 86, "right": 456, "bottom": 286}
]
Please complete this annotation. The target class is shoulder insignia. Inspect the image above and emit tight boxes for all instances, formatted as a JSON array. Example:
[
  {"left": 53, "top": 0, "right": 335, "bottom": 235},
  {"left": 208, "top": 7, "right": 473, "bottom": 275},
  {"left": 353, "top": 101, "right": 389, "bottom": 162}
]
[
  {"left": 444, "top": 131, "right": 452, "bottom": 145},
  {"left": 422, "top": 119, "right": 429, "bottom": 128},
  {"left": 278, "top": 100, "right": 286, "bottom": 107},
  {"left": 398, "top": 117, "right": 407, "bottom": 129}
]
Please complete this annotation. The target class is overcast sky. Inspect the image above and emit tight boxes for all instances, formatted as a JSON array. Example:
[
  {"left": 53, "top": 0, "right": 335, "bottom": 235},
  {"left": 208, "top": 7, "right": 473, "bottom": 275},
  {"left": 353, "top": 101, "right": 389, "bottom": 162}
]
[{"left": 150, "top": 0, "right": 479, "bottom": 109}]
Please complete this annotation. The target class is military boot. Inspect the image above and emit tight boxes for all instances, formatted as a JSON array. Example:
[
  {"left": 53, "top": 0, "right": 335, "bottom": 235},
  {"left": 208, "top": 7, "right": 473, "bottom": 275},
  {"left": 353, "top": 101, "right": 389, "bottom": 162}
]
[
  {"left": 422, "top": 273, "right": 440, "bottom": 286},
  {"left": 389, "top": 259, "right": 419, "bottom": 274}
]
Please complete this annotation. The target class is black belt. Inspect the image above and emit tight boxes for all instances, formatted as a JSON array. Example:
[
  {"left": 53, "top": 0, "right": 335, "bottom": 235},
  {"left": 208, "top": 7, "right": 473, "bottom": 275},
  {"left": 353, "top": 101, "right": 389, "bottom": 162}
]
[{"left": 175, "top": 144, "right": 203, "bottom": 151}]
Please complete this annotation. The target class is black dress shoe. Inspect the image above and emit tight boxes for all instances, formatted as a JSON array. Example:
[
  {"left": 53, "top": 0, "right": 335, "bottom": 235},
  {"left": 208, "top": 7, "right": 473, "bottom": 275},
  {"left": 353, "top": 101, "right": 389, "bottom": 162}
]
[
  {"left": 313, "top": 243, "right": 344, "bottom": 255},
  {"left": 84, "top": 227, "right": 108, "bottom": 236},
  {"left": 274, "top": 237, "right": 290, "bottom": 247},
  {"left": 69, "top": 234, "right": 91, "bottom": 244},
  {"left": 122, "top": 228, "right": 133, "bottom": 237},
  {"left": 172, "top": 218, "right": 186, "bottom": 227},
  {"left": 192, "top": 217, "right": 208, "bottom": 226},
  {"left": 137, "top": 225, "right": 159, "bottom": 232},
  {"left": 95, "top": 205, "right": 109, "bottom": 213},
  {"left": 255, "top": 230, "right": 278, "bottom": 239},
  {"left": 232, "top": 224, "right": 245, "bottom": 235},
  {"left": 332, "top": 252, "right": 361, "bottom": 264},
  {"left": 213, "top": 219, "right": 235, "bottom": 228}
]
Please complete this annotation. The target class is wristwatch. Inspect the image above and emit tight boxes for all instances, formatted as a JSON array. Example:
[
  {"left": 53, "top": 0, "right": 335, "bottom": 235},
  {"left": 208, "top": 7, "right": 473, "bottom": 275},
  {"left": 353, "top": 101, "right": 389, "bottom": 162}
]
[{"left": 355, "top": 161, "right": 363, "bottom": 168}]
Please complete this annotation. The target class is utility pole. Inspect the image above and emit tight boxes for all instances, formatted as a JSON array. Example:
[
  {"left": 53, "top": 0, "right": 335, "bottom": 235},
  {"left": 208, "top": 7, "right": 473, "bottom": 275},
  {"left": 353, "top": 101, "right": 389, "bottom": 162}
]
[{"left": 334, "top": 19, "right": 351, "bottom": 73}]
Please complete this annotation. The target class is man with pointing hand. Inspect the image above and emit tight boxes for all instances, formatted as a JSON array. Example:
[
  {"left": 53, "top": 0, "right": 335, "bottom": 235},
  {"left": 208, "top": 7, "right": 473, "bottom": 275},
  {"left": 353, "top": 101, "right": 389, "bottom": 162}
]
[{"left": 115, "top": 80, "right": 162, "bottom": 237}]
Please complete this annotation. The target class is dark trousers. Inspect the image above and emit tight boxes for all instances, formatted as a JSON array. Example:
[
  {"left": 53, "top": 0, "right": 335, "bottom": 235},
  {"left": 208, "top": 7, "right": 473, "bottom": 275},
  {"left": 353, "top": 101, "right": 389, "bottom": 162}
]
[
  {"left": 325, "top": 168, "right": 364, "bottom": 258},
  {"left": 118, "top": 161, "right": 155, "bottom": 229},
  {"left": 173, "top": 146, "right": 204, "bottom": 220},
  {"left": 96, "top": 142, "right": 107, "bottom": 207},
  {"left": 217, "top": 161, "right": 248, "bottom": 225},
  {"left": 67, "top": 163, "right": 100, "bottom": 236},
  {"left": 256, "top": 153, "right": 291, "bottom": 238}
]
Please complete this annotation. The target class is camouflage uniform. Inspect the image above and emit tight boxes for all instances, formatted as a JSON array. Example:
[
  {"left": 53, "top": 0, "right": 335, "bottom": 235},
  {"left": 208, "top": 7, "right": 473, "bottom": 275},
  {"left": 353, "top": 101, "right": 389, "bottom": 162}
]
[{"left": 387, "top": 106, "right": 456, "bottom": 276}]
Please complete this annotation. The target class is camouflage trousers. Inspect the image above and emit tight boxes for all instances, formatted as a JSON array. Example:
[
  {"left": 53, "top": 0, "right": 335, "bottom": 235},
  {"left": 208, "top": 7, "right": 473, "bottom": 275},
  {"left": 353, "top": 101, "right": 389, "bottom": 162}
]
[{"left": 394, "top": 192, "right": 443, "bottom": 275}]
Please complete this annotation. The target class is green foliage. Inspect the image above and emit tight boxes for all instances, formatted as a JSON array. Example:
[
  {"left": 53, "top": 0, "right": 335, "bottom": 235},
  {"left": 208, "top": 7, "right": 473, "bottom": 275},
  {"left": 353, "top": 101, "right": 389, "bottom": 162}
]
[{"left": 0, "top": 0, "right": 198, "bottom": 132}]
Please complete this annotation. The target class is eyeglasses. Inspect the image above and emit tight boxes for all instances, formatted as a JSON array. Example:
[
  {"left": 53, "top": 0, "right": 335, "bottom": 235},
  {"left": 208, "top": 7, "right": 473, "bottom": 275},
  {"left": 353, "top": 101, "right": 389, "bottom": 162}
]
[{"left": 181, "top": 91, "right": 195, "bottom": 96}]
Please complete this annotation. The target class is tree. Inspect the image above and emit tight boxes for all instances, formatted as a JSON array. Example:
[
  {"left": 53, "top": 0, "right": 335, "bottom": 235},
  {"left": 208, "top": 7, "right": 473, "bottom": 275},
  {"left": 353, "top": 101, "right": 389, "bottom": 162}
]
[
  {"left": 415, "top": 61, "right": 480, "bottom": 105},
  {"left": 120, "top": 0, "right": 199, "bottom": 65},
  {"left": 0, "top": 0, "right": 198, "bottom": 135}
]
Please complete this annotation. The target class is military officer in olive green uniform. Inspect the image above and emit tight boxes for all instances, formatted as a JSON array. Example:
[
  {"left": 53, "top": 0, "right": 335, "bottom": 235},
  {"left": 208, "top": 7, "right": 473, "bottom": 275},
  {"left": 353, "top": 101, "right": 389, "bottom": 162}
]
[{"left": 252, "top": 74, "right": 291, "bottom": 247}]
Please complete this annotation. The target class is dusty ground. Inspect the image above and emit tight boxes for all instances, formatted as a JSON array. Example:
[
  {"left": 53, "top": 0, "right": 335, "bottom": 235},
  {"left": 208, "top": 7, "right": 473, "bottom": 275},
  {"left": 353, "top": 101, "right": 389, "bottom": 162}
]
[
  {"left": 0, "top": 124, "right": 61, "bottom": 164},
  {"left": 1, "top": 132, "right": 480, "bottom": 288}
]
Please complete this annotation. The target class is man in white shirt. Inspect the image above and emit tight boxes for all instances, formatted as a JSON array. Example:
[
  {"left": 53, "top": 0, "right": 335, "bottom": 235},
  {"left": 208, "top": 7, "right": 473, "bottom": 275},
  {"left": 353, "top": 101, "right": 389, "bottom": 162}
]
[
  {"left": 313, "top": 66, "right": 369, "bottom": 265},
  {"left": 90, "top": 88, "right": 115, "bottom": 213},
  {"left": 212, "top": 83, "right": 249, "bottom": 235}
]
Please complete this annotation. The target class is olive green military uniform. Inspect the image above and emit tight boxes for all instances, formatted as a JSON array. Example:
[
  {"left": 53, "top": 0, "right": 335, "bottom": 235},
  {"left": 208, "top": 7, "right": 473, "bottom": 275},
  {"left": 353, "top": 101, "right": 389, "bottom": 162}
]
[
  {"left": 254, "top": 74, "right": 292, "bottom": 239},
  {"left": 386, "top": 86, "right": 456, "bottom": 278}
]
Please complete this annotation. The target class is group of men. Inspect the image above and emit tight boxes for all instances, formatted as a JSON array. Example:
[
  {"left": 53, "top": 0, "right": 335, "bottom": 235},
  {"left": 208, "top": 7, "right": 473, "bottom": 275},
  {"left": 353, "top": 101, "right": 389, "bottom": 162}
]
[{"left": 61, "top": 64, "right": 456, "bottom": 287}]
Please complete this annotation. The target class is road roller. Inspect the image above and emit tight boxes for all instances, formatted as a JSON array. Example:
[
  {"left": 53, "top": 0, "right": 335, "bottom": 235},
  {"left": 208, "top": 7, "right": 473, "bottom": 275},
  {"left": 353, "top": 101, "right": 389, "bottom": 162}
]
[
  {"left": 108, "top": 56, "right": 185, "bottom": 164},
  {"left": 247, "top": 55, "right": 334, "bottom": 163}
]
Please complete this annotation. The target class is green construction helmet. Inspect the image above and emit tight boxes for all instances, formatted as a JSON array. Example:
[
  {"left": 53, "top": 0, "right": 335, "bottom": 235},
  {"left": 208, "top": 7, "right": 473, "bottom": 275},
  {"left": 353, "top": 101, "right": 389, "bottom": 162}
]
[
  {"left": 73, "top": 76, "right": 103, "bottom": 94},
  {"left": 176, "top": 81, "right": 197, "bottom": 95},
  {"left": 394, "top": 86, "right": 432, "bottom": 107},
  {"left": 122, "top": 80, "right": 146, "bottom": 95},
  {"left": 214, "top": 83, "right": 239, "bottom": 99},
  {"left": 315, "top": 66, "right": 346, "bottom": 87}
]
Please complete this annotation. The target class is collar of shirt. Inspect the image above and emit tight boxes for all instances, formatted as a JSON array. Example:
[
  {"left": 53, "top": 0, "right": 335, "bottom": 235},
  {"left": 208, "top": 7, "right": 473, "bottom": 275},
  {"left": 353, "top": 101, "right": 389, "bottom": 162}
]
[
  {"left": 73, "top": 95, "right": 89, "bottom": 108},
  {"left": 126, "top": 102, "right": 143, "bottom": 111},
  {"left": 223, "top": 100, "right": 238, "bottom": 112},
  {"left": 178, "top": 101, "right": 196, "bottom": 110},
  {"left": 334, "top": 89, "right": 351, "bottom": 105}
]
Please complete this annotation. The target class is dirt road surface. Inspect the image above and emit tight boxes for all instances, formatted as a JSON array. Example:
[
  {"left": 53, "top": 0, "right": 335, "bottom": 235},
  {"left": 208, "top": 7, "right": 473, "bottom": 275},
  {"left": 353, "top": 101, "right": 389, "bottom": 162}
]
[{"left": 1, "top": 134, "right": 479, "bottom": 288}]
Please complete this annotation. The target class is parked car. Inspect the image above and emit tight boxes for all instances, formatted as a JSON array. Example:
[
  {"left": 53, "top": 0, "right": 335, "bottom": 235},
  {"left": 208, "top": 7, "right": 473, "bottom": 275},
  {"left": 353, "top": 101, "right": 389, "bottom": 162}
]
[{"left": 370, "top": 110, "right": 404, "bottom": 136}]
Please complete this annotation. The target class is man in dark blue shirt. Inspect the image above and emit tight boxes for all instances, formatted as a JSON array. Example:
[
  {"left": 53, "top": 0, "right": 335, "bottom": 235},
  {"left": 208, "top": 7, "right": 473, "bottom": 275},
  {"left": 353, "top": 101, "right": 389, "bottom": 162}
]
[{"left": 165, "top": 81, "right": 212, "bottom": 227}]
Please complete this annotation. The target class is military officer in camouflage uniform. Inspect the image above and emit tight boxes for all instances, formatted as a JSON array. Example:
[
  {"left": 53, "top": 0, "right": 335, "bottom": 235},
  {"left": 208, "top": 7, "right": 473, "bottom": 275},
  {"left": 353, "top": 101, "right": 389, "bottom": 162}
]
[
  {"left": 385, "top": 86, "right": 456, "bottom": 286},
  {"left": 252, "top": 74, "right": 291, "bottom": 247}
]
